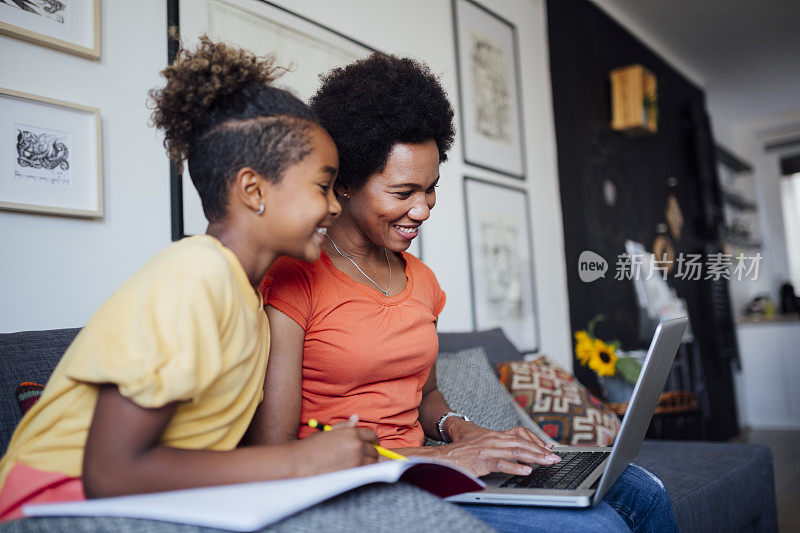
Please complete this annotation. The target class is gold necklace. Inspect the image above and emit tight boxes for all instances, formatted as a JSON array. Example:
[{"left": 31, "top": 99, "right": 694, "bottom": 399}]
[{"left": 326, "top": 234, "right": 391, "bottom": 297}]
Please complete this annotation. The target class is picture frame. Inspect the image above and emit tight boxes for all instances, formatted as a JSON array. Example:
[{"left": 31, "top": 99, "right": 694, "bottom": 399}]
[
  {"left": 463, "top": 176, "right": 538, "bottom": 352},
  {"left": 452, "top": 0, "right": 526, "bottom": 179},
  {"left": 0, "top": 0, "right": 101, "bottom": 60},
  {"left": 0, "top": 87, "right": 103, "bottom": 218},
  {"left": 170, "top": 0, "right": 377, "bottom": 242}
]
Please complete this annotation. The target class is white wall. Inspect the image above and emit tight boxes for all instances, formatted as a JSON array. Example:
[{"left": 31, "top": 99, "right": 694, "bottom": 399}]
[
  {"left": 589, "top": 0, "right": 705, "bottom": 89},
  {"left": 704, "top": 40, "right": 800, "bottom": 309},
  {"left": 0, "top": 1, "right": 574, "bottom": 368},
  {"left": 0, "top": 1, "right": 169, "bottom": 332},
  {"left": 727, "top": 111, "right": 800, "bottom": 304},
  {"left": 707, "top": 63, "right": 800, "bottom": 154}
]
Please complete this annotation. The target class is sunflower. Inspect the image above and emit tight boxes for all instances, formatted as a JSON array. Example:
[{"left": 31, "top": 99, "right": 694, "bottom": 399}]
[
  {"left": 587, "top": 338, "right": 618, "bottom": 377},
  {"left": 574, "top": 330, "right": 594, "bottom": 365}
]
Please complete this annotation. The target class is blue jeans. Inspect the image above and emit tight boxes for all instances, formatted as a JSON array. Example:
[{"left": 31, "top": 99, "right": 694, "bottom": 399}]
[{"left": 458, "top": 463, "right": 678, "bottom": 533}]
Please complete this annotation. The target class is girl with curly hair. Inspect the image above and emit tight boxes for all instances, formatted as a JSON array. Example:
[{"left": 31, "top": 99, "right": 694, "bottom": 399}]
[
  {"left": 0, "top": 36, "right": 383, "bottom": 521},
  {"left": 256, "top": 53, "right": 678, "bottom": 532}
]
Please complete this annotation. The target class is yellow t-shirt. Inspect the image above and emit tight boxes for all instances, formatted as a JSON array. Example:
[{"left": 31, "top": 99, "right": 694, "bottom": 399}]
[{"left": 0, "top": 235, "right": 269, "bottom": 488}]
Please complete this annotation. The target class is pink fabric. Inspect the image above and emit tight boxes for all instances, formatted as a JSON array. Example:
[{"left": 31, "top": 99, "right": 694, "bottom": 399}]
[{"left": 0, "top": 463, "right": 84, "bottom": 522}]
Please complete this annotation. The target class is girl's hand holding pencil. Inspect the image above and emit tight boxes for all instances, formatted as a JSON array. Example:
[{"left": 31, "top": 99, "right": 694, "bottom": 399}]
[
  {"left": 308, "top": 416, "right": 408, "bottom": 462},
  {"left": 294, "top": 415, "right": 380, "bottom": 475}
]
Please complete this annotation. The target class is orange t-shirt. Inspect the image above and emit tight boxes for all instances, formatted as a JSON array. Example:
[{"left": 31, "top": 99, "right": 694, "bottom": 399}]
[{"left": 262, "top": 252, "right": 445, "bottom": 449}]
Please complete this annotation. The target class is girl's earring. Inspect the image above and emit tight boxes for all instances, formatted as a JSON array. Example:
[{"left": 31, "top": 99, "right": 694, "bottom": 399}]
[{"left": 256, "top": 204, "right": 265, "bottom": 216}]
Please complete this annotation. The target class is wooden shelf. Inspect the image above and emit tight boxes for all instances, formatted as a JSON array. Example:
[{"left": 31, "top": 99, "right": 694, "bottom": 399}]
[{"left": 610, "top": 64, "right": 657, "bottom": 135}]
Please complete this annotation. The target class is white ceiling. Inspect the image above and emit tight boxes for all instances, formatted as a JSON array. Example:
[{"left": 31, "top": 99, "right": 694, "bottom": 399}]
[{"left": 592, "top": 0, "right": 800, "bottom": 137}]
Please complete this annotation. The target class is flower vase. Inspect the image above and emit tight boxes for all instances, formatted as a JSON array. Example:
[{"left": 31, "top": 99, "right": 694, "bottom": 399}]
[{"left": 599, "top": 375, "right": 635, "bottom": 404}]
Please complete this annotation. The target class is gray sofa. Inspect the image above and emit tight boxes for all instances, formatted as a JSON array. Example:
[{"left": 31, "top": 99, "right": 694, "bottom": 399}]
[{"left": 0, "top": 328, "right": 778, "bottom": 532}]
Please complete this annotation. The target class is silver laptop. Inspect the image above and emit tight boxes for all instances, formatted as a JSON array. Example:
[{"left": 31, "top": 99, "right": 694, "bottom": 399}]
[{"left": 447, "top": 316, "right": 688, "bottom": 508}]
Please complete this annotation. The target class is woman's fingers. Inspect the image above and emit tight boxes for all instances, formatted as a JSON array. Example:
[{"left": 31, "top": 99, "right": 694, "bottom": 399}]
[
  {"left": 496, "top": 442, "right": 560, "bottom": 466},
  {"left": 485, "top": 431, "right": 559, "bottom": 460},
  {"left": 470, "top": 433, "right": 561, "bottom": 467},
  {"left": 435, "top": 435, "right": 562, "bottom": 476},
  {"left": 427, "top": 425, "right": 563, "bottom": 476},
  {"left": 510, "top": 426, "right": 553, "bottom": 449},
  {"left": 492, "top": 459, "right": 533, "bottom": 477}
]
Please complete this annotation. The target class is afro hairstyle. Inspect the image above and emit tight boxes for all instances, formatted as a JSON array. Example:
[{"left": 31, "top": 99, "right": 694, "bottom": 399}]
[{"left": 309, "top": 52, "right": 455, "bottom": 190}]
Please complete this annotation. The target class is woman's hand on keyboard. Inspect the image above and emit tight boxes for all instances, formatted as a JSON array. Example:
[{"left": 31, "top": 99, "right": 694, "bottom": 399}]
[{"left": 409, "top": 424, "right": 561, "bottom": 478}]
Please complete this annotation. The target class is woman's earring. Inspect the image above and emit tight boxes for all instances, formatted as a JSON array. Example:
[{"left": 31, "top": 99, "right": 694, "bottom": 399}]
[{"left": 256, "top": 204, "right": 264, "bottom": 216}]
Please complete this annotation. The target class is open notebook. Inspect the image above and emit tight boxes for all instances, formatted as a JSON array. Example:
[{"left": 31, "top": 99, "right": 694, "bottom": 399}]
[{"left": 24, "top": 459, "right": 484, "bottom": 532}]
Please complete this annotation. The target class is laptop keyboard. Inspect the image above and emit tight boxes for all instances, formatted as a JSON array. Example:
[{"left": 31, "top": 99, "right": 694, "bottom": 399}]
[{"left": 499, "top": 451, "right": 610, "bottom": 490}]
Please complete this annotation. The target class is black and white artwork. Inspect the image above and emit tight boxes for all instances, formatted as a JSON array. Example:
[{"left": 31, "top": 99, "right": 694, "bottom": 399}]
[
  {"left": 470, "top": 30, "right": 511, "bottom": 144},
  {"left": 0, "top": 0, "right": 98, "bottom": 59},
  {"left": 453, "top": 0, "right": 525, "bottom": 179},
  {"left": 1, "top": 88, "right": 102, "bottom": 217},
  {"left": 14, "top": 124, "right": 72, "bottom": 187},
  {"left": 480, "top": 212, "right": 523, "bottom": 321},
  {"left": 464, "top": 177, "right": 538, "bottom": 352},
  {"left": 0, "top": 0, "right": 69, "bottom": 24}
]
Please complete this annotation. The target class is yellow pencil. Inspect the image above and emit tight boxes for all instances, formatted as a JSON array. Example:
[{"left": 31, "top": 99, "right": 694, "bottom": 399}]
[
  {"left": 307, "top": 419, "right": 408, "bottom": 461},
  {"left": 372, "top": 445, "right": 408, "bottom": 461},
  {"left": 307, "top": 419, "right": 333, "bottom": 432}
]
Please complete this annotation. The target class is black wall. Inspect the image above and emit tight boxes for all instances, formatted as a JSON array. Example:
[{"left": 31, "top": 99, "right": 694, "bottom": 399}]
[{"left": 547, "top": 0, "right": 739, "bottom": 439}]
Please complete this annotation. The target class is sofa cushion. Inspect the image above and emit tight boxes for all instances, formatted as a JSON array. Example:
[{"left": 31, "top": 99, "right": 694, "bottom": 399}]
[
  {"left": 497, "top": 356, "right": 621, "bottom": 446},
  {"left": 0, "top": 328, "right": 80, "bottom": 452},
  {"left": 437, "top": 329, "right": 523, "bottom": 365},
  {"left": 429, "top": 345, "right": 555, "bottom": 447},
  {"left": 433, "top": 347, "right": 520, "bottom": 439},
  {"left": 633, "top": 440, "right": 778, "bottom": 533}
]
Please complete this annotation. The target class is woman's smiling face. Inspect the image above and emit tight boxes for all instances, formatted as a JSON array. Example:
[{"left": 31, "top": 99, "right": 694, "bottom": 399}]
[{"left": 340, "top": 139, "right": 440, "bottom": 252}]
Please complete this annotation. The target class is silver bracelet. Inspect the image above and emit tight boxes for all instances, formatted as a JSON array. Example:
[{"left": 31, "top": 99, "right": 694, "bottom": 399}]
[{"left": 436, "top": 411, "right": 470, "bottom": 444}]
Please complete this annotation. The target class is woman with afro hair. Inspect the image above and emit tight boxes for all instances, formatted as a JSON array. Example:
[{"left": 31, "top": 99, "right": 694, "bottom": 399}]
[{"left": 255, "top": 53, "right": 677, "bottom": 533}]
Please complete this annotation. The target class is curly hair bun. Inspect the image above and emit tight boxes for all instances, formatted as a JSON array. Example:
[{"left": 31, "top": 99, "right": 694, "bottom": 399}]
[{"left": 150, "top": 33, "right": 288, "bottom": 163}]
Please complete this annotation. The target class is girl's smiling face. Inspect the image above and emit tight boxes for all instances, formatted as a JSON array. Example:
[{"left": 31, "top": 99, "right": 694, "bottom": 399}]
[
  {"left": 339, "top": 139, "right": 440, "bottom": 253},
  {"left": 264, "top": 125, "right": 341, "bottom": 262}
]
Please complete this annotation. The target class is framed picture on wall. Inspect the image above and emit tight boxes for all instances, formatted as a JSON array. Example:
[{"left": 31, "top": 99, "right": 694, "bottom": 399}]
[
  {"left": 0, "top": 88, "right": 103, "bottom": 218},
  {"left": 170, "top": 0, "right": 377, "bottom": 242},
  {"left": 464, "top": 176, "right": 538, "bottom": 352},
  {"left": 0, "top": 0, "right": 101, "bottom": 60},
  {"left": 452, "top": 0, "right": 526, "bottom": 179}
]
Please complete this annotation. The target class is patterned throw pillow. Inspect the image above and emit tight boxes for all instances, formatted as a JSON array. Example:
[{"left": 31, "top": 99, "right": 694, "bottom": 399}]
[
  {"left": 15, "top": 382, "right": 44, "bottom": 414},
  {"left": 496, "top": 356, "right": 621, "bottom": 446}
]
